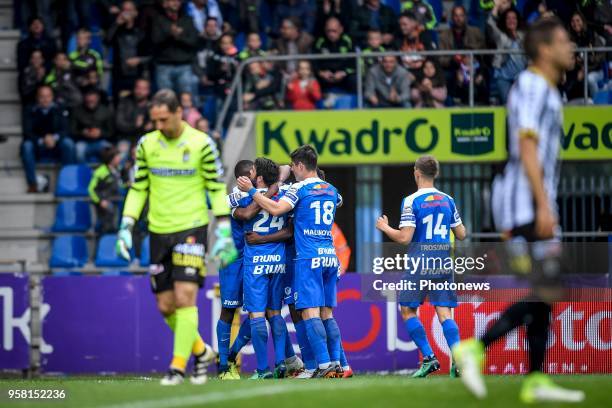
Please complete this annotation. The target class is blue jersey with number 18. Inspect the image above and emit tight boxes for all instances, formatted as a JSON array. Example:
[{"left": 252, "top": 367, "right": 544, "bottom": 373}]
[{"left": 281, "top": 177, "right": 339, "bottom": 260}]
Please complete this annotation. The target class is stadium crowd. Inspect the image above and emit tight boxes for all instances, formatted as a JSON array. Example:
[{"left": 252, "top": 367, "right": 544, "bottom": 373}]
[{"left": 15, "top": 0, "right": 612, "bottom": 193}]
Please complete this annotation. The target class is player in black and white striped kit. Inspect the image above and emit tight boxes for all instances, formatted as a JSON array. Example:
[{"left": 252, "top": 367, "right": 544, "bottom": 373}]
[{"left": 453, "top": 18, "right": 585, "bottom": 403}]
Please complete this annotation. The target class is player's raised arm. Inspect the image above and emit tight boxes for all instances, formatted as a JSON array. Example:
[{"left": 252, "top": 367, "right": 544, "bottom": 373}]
[
  {"left": 236, "top": 176, "right": 293, "bottom": 216},
  {"left": 376, "top": 215, "right": 415, "bottom": 245},
  {"left": 116, "top": 138, "right": 149, "bottom": 259}
]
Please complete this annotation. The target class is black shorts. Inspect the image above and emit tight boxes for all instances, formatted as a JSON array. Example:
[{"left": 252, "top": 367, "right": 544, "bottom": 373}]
[
  {"left": 509, "top": 223, "right": 564, "bottom": 288},
  {"left": 149, "top": 226, "right": 208, "bottom": 293}
]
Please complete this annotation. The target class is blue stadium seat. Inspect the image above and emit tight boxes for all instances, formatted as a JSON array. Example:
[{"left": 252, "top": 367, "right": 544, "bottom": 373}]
[
  {"left": 383, "top": 0, "right": 401, "bottom": 14},
  {"left": 55, "top": 164, "right": 92, "bottom": 197},
  {"left": 49, "top": 235, "right": 89, "bottom": 268},
  {"left": 235, "top": 32, "right": 246, "bottom": 53},
  {"left": 139, "top": 235, "right": 150, "bottom": 267},
  {"left": 95, "top": 234, "right": 130, "bottom": 267},
  {"left": 593, "top": 90, "right": 612, "bottom": 105},
  {"left": 333, "top": 94, "right": 358, "bottom": 109},
  {"left": 51, "top": 200, "right": 92, "bottom": 232}
]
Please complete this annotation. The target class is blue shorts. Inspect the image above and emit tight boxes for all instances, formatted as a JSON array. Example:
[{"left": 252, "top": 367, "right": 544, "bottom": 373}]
[
  {"left": 283, "top": 259, "right": 295, "bottom": 305},
  {"left": 399, "top": 277, "right": 458, "bottom": 309},
  {"left": 219, "top": 258, "right": 243, "bottom": 308},
  {"left": 243, "top": 264, "right": 286, "bottom": 313},
  {"left": 294, "top": 257, "right": 339, "bottom": 310}
]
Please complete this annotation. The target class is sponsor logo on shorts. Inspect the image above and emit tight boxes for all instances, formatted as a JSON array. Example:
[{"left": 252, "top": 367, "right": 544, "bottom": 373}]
[
  {"left": 185, "top": 267, "right": 197, "bottom": 276},
  {"left": 149, "top": 264, "right": 165, "bottom": 276},
  {"left": 223, "top": 300, "right": 241, "bottom": 307}
]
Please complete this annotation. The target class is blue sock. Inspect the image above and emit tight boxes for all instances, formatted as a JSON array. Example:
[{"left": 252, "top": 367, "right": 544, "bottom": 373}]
[
  {"left": 229, "top": 318, "right": 251, "bottom": 361},
  {"left": 250, "top": 317, "right": 269, "bottom": 373},
  {"left": 339, "top": 341, "right": 348, "bottom": 368},
  {"left": 405, "top": 317, "right": 434, "bottom": 359},
  {"left": 295, "top": 320, "right": 316, "bottom": 370},
  {"left": 304, "top": 317, "right": 330, "bottom": 368},
  {"left": 216, "top": 320, "right": 231, "bottom": 371},
  {"left": 284, "top": 330, "right": 296, "bottom": 359},
  {"left": 441, "top": 319, "right": 460, "bottom": 350},
  {"left": 323, "top": 318, "right": 341, "bottom": 364},
  {"left": 269, "top": 315, "right": 288, "bottom": 366}
]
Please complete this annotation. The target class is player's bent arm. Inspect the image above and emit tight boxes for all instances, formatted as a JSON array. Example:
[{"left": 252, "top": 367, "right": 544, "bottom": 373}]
[
  {"left": 382, "top": 225, "right": 415, "bottom": 245},
  {"left": 251, "top": 192, "right": 293, "bottom": 216},
  {"left": 245, "top": 223, "right": 293, "bottom": 245},
  {"left": 452, "top": 224, "right": 467, "bottom": 241},
  {"left": 233, "top": 185, "right": 279, "bottom": 221},
  {"left": 122, "top": 141, "right": 149, "bottom": 220},
  {"left": 519, "top": 133, "right": 548, "bottom": 210}
]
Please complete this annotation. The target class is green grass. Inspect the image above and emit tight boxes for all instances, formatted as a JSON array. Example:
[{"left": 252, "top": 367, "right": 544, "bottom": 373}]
[{"left": 0, "top": 375, "right": 609, "bottom": 408}]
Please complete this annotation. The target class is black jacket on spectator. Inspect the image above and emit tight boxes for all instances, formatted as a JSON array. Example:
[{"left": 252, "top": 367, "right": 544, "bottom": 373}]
[
  {"left": 17, "top": 34, "right": 57, "bottom": 71},
  {"left": 44, "top": 68, "right": 82, "bottom": 109},
  {"left": 313, "top": 34, "right": 355, "bottom": 74},
  {"left": 105, "top": 22, "right": 150, "bottom": 81},
  {"left": 350, "top": 3, "right": 397, "bottom": 46},
  {"left": 23, "top": 104, "right": 70, "bottom": 141},
  {"left": 19, "top": 66, "right": 46, "bottom": 105},
  {"left": 71, "top": 104, "right": 115, "bottom": 142},
  {"left": 115, "top": 94, "right": 150, "bottom": 142},
  {"left": 151, "top": 10, "right": 199, "bottom": 65},
  {"left": 207, "top": 50, "right": 238, "bottom": 98}
]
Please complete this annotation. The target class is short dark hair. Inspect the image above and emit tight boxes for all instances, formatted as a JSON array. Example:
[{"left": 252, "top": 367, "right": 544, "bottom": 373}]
[
  {"left": 290, "top": 145, "right": 318, "bottom": 171},
  {"left": 524, "top": 17, "right": 566, "bottom": 61},
  {"left": 316, "top": 168, "right": 326, "bottom": 180},
  {"left": 254, "top": 158, "right": 279, "bottom": 187},
  {"left": 400, "top": 11, "right": 418, "bottom": 22},
  {"left": 415, "top": 155, "right": 439, "bottom": 179},
  {"left": 234, "top": 159, "right": 254, "bottom": 179},
  {"left": 151, "top": 89, "right": 180, "bottom": 112},
  {"left": 100, "top": 146, "right": 119, "bottom": 165}
]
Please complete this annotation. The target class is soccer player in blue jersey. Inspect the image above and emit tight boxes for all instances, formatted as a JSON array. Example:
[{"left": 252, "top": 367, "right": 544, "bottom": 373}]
[
  {"left": 237, "top": 145, "right": 343, "bottom": 378},
  {"left": 376, "top": 155, "right": 466, "bottom": 378},
  {"left": 234, "top": 158, "right": 293, "bottom": 379}
]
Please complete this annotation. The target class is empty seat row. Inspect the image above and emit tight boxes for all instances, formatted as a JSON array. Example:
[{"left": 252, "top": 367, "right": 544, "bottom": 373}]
[{"left": 49, "top": 234, "right": 150, "bottom": 269}]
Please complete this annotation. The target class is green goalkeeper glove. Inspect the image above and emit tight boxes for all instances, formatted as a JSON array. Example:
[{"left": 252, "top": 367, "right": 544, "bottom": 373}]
[
  {"left": 211, "top": 218, "right": 237, "bottom": 269},
  {"left": 116, "top": 217, "right": 134, "bottom": 261}
]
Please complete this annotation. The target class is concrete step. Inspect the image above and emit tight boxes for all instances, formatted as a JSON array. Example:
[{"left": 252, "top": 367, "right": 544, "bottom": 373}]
[
  {"left": 0, "top": 3, "right": 13, "bottom": 30},
  {"left": 0, "top": 125, "right": 21, "bottom": 137},
  {"left": 0, "top": 194, "right": 55, "bottom": 229},
  {"left": 0, "top": 67, "right": 17, "bottom": 97},
  {"left": 0, "top": 99, "right": 22, "bottom": 127},
  {"left": 0, "top": 30, "right": 20, "bottom": 67},
  {"left": 0, "top": 163, "right": 58, "bottom": 194},
  {"left": 0, "top": 135, "right": 20, "bottom": 160}
]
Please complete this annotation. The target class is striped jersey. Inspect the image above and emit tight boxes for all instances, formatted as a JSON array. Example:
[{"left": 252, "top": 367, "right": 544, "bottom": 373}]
[{"left": 492, "top": 68, "right": 563, "bottom": 232}]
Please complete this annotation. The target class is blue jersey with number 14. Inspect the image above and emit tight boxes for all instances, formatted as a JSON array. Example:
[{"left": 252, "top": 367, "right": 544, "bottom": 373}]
[{"left": 281, "top": 177, "right": 339, "bottom": 260}]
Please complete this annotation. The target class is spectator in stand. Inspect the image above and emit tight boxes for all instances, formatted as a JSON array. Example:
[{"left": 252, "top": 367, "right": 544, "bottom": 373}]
[
  {"left": 115, "top": 78, "right": 152, "bottom": 144},
  {"left": 270, "top": 17, "right": 314, "bottom": 75},
  {"left": 207, "top": 33, "right": 239, "bottom": 119},
  {"left": 243, "top": 61, "right": 283, "bottom": 110},
  {"left": 71, "top": 89, "right": 114, "bottom": 163},
  {"left": 17, "top": 1, "right": 53, "bottom": 37},
  {"left": 57, "top": 0, "right": 93, "bottom": 48},
  {"left": 80, "top": 69, "right": 110, "bottom": 105},
  {"left": 193, "top": 17, "right": 222, "bottom": 92},
  {"left": 105, "top": 0, "right": 150, "bottom": 101},
  {"left": 449, "top": 51, "right": 489, "bottom": 106},
  {"left": 180, "top": 92, "right": 203, "bottom": 126},
  {"left": 17, "top": 16, "right": 57, "bottom": 72},
  {"left": 239, "top": 0, "right": 261, "bottom": 34},
  {"left": 239, "top": 32, "right": 266, "bottom": 61},
  {"left": 400, "top": 0, "right": 437, "bottom": 30},
  {"left": 69, "top": 28, "right": 104, "bottom": 91},
  {"left": 487, "top": 5, "right": 526, "bottom": 104},
  {"left": 569, "top": 11, "right": 606, "bottom": 97},
  {"left": 88, "top": 146, "right": 123, "bottom": 234},
  {"left": 273, "top": 0, "right": 317, "bottom": 36},
  {"left": 19, "top": 50, "right": 47, "bottom": 106},
  {"left": 362, "top": 29, "right": 386, "bottom": 74},
  {"left": 364, "top": 55, "right": 411, "bottom": 108},
  {"left": 351, "top": 0, "right": 396, "bottom": 47},
  {"left": 187, "top": 0, "right": 223, "bottom": 33},
  {"left": 45, "top": 52, "right": 82, "bottom": 109},
  {"left": 314, "top": 17, "right": 356, "bottom": 94},
  {"left": 561, "top": 47, "right": 587, "bottom": 104},
  {"left": 96, "top": 0, "right": 122, "bottom": 30},
  {"left": 194, "top": 117, "right": 222, "bottom": 148},
  {"left": 21, "top": 85, "right": 75, "bottom": 193},
  {"left": 152, "top": 0, "right": 200, "bottom": 95},
  {"left": 411, "top": 58, "right": 447, "bottom": 107},
  {"left": 314, "top": 0, "right": 356, "bottom": 38},
  {"left": 395, "top": 12, "right": 436, "bottom": 80},
  {"left": 438, "top": 5, "right": 485, "bottom": 69},
  {"left": 286, "top": 60, "right": 322, "bottom": 110}
]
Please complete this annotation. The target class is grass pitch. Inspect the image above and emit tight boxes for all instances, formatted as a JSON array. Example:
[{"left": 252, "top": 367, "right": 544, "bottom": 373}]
[{"left": 0, "top": 375, "right": 609, "bottom": 408}]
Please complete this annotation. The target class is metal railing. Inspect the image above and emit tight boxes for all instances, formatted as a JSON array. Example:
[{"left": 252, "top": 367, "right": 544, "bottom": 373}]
[{"left": 214, "top": 46, "right": 612, "bottom": 133}]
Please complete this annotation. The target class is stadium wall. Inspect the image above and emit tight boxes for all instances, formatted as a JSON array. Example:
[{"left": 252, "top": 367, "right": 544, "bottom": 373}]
[{"left": 1, "top": 273, "right": 610, "bottom": 375}]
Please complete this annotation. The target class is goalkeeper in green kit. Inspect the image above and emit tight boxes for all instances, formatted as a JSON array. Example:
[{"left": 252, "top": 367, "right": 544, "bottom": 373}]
[{"left": 116, "top": 89, "right": 237, "bottom": 385}]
